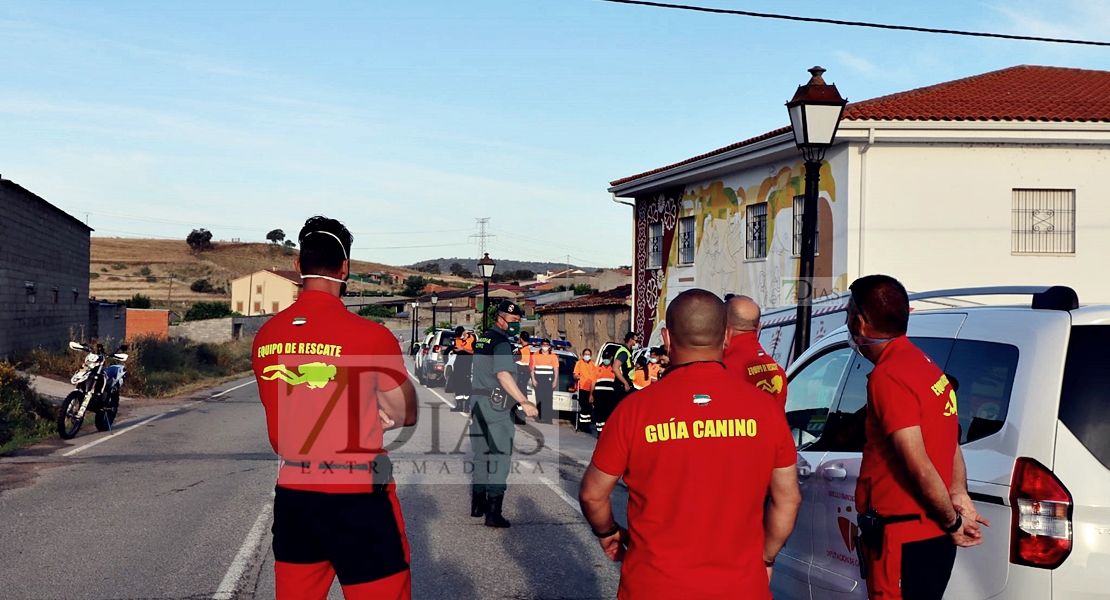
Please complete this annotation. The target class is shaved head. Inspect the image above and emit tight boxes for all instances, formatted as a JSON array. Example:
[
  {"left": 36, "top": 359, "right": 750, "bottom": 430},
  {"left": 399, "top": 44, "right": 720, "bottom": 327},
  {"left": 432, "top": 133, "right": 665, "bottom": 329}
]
[
  {"left": 665, "top": 289, "right": 727, "bottom": 351},
  {"left": 726, "top": 295, "right": 761, "bottom": 331}
]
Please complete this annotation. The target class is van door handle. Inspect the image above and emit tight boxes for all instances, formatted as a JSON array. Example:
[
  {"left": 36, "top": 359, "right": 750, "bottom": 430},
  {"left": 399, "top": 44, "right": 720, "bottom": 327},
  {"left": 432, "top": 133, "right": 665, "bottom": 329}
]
[
  {"left": 822, "top": 466, "right": 848, "bottom": 481},
  {"left": 797, "top": 464, "right": 812, "bottom": 481}
]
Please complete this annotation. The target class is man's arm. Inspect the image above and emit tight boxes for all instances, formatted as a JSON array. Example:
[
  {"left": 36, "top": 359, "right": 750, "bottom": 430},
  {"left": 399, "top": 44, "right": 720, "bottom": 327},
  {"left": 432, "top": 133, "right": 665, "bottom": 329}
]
[
  {"left": 890, "top": 427, "right": 982, "bottom": 546},
  {"left": 579, "top": 464, "right": 628, "bottom": 562},
  {"left": 613, "top": 352, "right": 631, "bottom": 390},
  {"left": 950, "top": 445, "right": 991, "bottom": 527},
  {"left": 496, "top": 370, "right": 538, "bottom": 417},
  {"left": 552, "top": 364, "right": 559, "bottom": 389},
  {"left": 764, "top": 465, "right": 802, "bottom": 566},
  {"left": 378, "top": 378, "right": 418, "bottom": 428}
]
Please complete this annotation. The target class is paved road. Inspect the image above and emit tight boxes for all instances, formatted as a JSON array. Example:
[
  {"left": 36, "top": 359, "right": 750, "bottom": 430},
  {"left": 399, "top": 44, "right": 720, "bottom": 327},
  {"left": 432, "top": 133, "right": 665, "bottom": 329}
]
[{"left": 0, "top": 355, "right": 625, "bottom": 599}]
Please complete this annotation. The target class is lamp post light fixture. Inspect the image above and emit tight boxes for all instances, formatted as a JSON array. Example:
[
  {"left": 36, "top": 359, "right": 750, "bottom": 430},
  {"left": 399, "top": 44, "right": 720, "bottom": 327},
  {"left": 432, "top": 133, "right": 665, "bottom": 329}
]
[
  {"left": 786, "top": 66, "right": 847, "bottom": 361},
  {"left": 430, "top": 291, "right": 439, "bottom": 332},
  {"left": 476, "top": 253, "right": 496, "bottom": 331},
  {"left": 448, "top": 301, "right": 453, "bottom": 326}
]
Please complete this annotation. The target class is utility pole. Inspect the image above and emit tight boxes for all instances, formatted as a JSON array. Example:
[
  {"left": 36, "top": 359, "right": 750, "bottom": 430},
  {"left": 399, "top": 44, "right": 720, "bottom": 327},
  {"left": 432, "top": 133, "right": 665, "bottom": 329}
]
[{"left": 167, "top": 276, "right": 174, "bottom": 306}]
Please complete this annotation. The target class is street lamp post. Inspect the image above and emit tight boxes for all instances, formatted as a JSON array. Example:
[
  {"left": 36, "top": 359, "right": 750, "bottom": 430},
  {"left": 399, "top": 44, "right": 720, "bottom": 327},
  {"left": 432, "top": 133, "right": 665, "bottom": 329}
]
[
  {"left": 410, "top": 301, "right": 419, "bottom": 350},
  {"left": 430, "top": 292, "right": 439, "bottom": 332},
  {"left": 477, "top": 253, "right": 497, "bottom": 331},
  {"left": 786, "top": 66, "right": 847, "bottom": 361},
  {"left": 448, "top": 302, "right": 453, "bottom": 326}
]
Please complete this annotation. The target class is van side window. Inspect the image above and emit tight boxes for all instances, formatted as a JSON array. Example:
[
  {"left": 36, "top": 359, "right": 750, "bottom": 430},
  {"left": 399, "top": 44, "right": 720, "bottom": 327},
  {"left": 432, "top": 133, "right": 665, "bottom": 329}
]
[
  {"left": 785, "top": 346, "right": 852, "bottom": 448},
  {"left": 818, "top": 337, "right": 953, "bottom": 452},
  {"left": 1060, "top": 325, "right": 1110, "bottom": 469},
  {"left": 945, "top": 340, "right": 1018, "bottom": 444}
]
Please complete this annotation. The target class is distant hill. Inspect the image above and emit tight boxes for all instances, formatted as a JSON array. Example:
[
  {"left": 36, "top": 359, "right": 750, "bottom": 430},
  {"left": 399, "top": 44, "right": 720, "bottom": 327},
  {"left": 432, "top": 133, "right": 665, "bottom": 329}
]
[
  {"left": 409, "top": 257, "right": 608, "bottom": 276},
  {"left": 89, "top": 238, "right": 470, "bottom": 308}
]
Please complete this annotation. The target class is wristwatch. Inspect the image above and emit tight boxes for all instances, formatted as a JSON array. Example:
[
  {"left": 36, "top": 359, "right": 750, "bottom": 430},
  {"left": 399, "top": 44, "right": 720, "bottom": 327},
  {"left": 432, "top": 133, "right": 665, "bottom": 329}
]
[
  {"left": 943, "top": 514, "right": 963, "bottom": 534},
  {"left": 593, "top": 523, "right": 622, "bottom": 538},
  {"left": 764, "top": 557, "right": 776, "bottom": 568}
]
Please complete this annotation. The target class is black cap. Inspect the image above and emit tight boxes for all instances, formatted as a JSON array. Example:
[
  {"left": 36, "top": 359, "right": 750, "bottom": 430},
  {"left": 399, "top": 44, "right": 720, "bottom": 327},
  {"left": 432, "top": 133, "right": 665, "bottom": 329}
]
[{"left": 497, "top": 300, "right": 522, "bottom": 315}]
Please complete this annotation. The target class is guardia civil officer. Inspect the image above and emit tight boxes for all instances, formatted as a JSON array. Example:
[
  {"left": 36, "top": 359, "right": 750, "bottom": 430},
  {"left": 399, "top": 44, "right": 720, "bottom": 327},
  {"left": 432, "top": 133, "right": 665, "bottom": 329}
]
[
  {"left": 848, "top": 275, "right": 990, "bottom": 600},
  {"left": 579, "top": 289, "right": 801, "bottom": 599},
  {"left": 252, "top": 216, "right": 419, "bottom": 600},
  {"left": 723, "top": 294, "right": 787, "bottom": 406},
  {"left": 469, "top": 300, "right": 539, "bottom": 527}
]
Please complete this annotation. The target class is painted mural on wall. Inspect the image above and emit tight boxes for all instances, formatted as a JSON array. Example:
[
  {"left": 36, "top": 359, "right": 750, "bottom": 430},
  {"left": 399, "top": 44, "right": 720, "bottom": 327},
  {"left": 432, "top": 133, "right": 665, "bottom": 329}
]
[{"left": 634, "top": 159, "right": 848, "bottom": 343}]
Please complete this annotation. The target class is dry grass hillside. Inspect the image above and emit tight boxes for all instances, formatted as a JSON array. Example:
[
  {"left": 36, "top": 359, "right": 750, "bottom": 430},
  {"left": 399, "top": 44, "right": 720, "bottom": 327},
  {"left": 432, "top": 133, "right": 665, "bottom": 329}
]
[{"left": 89, "top": 238, "right": 472, "bottom": 308}]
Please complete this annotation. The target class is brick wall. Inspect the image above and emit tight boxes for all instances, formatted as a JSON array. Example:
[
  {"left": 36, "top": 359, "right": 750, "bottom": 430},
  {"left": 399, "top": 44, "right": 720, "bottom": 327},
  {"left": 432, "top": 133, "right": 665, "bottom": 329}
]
[
  {"left": 126, "top": 309, "right": 170, "bottom": 340},
  {"left": 0, "top": 180, "right": 92, "bottom": 358}
]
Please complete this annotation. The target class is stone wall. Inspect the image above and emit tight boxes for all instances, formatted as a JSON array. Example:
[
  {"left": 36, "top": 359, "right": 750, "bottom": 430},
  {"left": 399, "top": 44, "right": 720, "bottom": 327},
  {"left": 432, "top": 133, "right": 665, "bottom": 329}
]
[
  {"left": 0, "top": 179, "right": 92, "bottom": 358},
  {"left": 170, "top": 315, "right": 272, "bottom": 344},
  {"left": 536, "top": 306, "right": 630, "bottom": 355}
]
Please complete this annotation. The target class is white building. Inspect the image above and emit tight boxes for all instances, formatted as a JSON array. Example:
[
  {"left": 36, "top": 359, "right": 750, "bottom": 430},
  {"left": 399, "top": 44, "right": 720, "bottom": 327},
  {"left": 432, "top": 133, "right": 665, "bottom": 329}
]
[{"left": 608, "top": 65, "right": 1110, "bottom": 343}]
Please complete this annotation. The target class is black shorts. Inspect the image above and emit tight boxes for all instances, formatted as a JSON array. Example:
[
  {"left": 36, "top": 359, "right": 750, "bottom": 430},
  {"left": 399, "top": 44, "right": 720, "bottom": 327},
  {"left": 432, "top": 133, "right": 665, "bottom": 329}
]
[{"left": 272, "top": 486, "right": 409, "bottom": 586}]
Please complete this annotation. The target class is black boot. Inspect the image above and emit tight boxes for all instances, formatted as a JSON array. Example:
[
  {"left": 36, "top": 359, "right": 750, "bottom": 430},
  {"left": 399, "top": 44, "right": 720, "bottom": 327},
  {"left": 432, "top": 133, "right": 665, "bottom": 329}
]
[
  {"left": 451, "top": 400, "right": 465, "bottom": 413},
  {"left": 471, "top": 491, "right": 487, "bottom": 518},
  {"left": 484, "top": 494, "right": 511, "bottom": 528}
]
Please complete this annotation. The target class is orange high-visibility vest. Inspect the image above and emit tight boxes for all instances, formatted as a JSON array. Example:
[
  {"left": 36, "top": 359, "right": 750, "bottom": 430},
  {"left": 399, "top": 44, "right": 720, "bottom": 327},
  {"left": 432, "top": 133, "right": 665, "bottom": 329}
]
[
  {"left": 531, "top": 352, "right": 559, "bottom": 377},
  {"left": 574, "top": 360, "right": 597, "bottom": 391},
  {"left": 517, "top": 344, "right": 531, "bottom": 365},
  {"left": 632, "top": 367, "right": 652, "bottom": 390},
  {"left": 455, "top": 335, "right": 474, "bottom": 353}
]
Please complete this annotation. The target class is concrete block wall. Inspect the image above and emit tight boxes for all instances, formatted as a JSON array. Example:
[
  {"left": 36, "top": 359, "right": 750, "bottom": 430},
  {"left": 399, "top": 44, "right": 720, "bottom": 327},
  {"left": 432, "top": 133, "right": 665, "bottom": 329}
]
[
  {"left": 170, "top": 318, "right": 233, "bottom": 344},
  {"left": 0, "top": 180, "right": 92, "bottom": 358},
  {"left": 231, "top": 315, "right": 271, "bottom": 339},
  {"left": 90, "top": 302, "right": 128, "bottom": 347}
]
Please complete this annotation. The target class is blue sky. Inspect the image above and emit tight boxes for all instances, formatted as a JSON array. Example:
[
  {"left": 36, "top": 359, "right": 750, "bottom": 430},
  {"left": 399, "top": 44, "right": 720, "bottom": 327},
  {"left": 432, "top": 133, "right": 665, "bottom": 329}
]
[{"left": 2, "top": 0, "right": 1108, "bottom": 268}]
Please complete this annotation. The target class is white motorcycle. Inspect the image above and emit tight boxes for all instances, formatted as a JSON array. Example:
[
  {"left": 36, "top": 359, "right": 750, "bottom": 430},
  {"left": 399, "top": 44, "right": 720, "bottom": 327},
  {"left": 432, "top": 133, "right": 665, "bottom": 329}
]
[{"left": 58, "top": 342, "right": 129, "bottom": 439}]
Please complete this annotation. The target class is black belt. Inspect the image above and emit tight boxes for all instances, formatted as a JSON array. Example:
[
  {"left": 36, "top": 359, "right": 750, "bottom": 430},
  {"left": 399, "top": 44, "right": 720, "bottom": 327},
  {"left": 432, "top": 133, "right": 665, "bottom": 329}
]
[
  {"left": 472, "top": 389, "right": 495, "bottom": 396},
  {"left": 280, "top": 455, "right": 393, "bottom": 492}
]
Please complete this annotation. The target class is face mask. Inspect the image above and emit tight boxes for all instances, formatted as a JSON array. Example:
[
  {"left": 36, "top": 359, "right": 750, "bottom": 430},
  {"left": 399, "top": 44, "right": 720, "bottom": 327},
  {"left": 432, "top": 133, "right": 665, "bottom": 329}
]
[
  {"left": 847, "top": 332, "right": 894, "bottom": 361},
  {"left": 602, "top": 359, "right": 612, "bottom": 366},
  {"left": 649, "top": 358, "right": 659, "bottom": 363},
  {"left": 505, "top": 321, "right": 521, "bottom": 336},
  {"left": 541, "top": 346, "right": 551, "bottom": 353},
  {"left": 582, "top": 355, "right": 592, "bottom": 361},
  {"left": 631, "top": 343, "right": 641, "bottom": 350}
]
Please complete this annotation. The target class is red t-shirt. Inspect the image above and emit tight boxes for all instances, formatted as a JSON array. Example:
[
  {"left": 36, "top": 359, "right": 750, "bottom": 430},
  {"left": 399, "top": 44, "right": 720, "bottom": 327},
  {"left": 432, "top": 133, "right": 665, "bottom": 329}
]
[
  {"left": 723, "top": 333, "right": 788, "bottom": 406},
  {"left": 856, "top": 336, "right": 959, "bottom": 541},
  {"left": 591, "top": 362, "right": 797, "bottom": 600},
  {"left": 252, "top": 290, "right": 408, "bottom": 493}
]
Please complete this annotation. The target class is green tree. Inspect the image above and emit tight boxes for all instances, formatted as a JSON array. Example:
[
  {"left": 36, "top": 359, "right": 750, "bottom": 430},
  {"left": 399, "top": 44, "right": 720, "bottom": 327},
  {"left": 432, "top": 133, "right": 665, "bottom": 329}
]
[
  {"left": 357, "top": 305, "right": 395, "bottom": 320},
  {"left": 401, "top": 276, "right": 427, "bottom": 297},
  {"left": 190, "top": 278, "right": 215, "bottom": 293},
  {"left": 184, "top": 301, "right": 233, "bottom": 321},
  {"left": 266, "top": 229, "right": 286, "bottom": 244},
  {"left": 124, "top": 293, "right": 152, "bottom": 309},
  {"left": 573, "top": 284, "right": 596, "bottom": 295},
  {"left": 186, "top": 229, "right": 214, "bottom": 252}
]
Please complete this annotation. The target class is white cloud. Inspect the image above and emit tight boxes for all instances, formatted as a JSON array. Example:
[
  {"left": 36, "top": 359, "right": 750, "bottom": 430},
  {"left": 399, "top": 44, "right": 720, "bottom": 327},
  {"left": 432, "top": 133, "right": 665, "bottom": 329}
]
[{"left": 834, "top": 50, "right": 879, "bottom": 77}]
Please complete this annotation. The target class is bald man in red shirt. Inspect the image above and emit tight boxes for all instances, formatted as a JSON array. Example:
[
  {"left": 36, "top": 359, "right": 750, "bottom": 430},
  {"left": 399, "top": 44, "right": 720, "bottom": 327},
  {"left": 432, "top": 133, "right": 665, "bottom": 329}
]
[
  {"left": 723, "top": 294, "right": 787, "bottom": 406},
  {"left": 579, "top": 289, "right": 801, "bottom": 600}
]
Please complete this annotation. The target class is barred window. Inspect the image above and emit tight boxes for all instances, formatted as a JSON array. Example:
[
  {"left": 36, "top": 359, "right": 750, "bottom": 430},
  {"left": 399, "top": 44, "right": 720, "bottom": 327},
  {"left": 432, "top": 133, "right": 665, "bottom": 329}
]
[
  {"left": 746, "top": 202, "right": 768, "bottom": 260},
  {"left": 648, "top": 222, "right": 664, "bottom": 268},
  {"left": 677, "top": 216, "right": 695, "bottom": 265},
  {"left": 792, "top": 195, "right": 819, "bottom": 256},
  {"left": 1012, "top": 189, "right": 1075, "bottom": 254}
]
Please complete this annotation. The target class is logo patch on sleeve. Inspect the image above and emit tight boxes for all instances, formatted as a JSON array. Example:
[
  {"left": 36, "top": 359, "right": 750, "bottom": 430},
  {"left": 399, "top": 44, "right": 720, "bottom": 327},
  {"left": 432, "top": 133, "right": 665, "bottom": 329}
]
[
  {"left": 693, "top": 394, "right": 711, "bottom": 406},
  {"left": 293, "top": 317, "right": 307, "bottom": 326}
]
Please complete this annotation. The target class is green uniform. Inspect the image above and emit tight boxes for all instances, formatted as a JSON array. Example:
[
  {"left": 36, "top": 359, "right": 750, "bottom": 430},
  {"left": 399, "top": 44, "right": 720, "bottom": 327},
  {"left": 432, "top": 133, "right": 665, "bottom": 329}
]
[{"left": 469, "top": 325, "right": 518, "bottom": 498}]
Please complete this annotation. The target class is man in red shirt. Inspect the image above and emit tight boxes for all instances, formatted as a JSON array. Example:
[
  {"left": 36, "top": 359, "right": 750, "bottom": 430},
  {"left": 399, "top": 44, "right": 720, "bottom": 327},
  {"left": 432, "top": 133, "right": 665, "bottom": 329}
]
[
  {"left": 722, "top": 294, "right": 787, "bottom": 406},
  {"left": 578, "top": 289, "right": 801, "bottom": 600},
  {"left": 252, "top": 216, "right": 418, "bottom": 600},
  {"left": 848, "top": 275, "right": 989, "bottom": 600}
]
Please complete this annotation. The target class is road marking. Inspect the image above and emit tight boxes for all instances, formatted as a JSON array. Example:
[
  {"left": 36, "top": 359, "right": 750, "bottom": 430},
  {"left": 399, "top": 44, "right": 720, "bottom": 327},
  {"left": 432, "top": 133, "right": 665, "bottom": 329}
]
[
  {"left": 407, "top": 368, "right": 456, "bottom": 409},
  {"left": 213, "top": 501, "right": 273, "bottom": 600},
  {"left": 539, "top": 475, "right": 582, "bottom": 516},
  {"left": 210, "top": 379, "right": 257, "bottom": 399},
  {"left": 62, "top": 412, "right": 168, "bottom": 457}
]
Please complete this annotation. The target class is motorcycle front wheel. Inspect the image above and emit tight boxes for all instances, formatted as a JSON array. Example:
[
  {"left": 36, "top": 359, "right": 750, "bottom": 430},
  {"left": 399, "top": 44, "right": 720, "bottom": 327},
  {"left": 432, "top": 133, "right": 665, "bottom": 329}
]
[{"left": 57, "top": 391, "right": 85, "bottom": 439}]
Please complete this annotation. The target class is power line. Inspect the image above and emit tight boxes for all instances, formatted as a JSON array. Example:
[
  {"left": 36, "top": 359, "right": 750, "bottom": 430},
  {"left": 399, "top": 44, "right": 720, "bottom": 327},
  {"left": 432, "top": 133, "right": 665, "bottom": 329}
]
[{"left": 595, "top": 0, "right": 1110, "bottom": 47}]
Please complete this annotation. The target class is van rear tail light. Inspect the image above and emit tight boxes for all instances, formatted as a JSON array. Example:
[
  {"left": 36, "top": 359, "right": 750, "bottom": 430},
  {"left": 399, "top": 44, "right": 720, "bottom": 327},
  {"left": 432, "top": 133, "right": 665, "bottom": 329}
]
[
  {"left": 1010, "top": 457, "right": 1072, "bottom": 569},
  {"left": 433, "top": 345, "right": 441, "bottom": 353}
]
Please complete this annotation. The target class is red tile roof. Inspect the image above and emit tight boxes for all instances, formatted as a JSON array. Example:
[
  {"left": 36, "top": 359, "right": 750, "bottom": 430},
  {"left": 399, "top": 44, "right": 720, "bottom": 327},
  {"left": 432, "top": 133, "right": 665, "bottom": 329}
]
[
  {"left": 268, "top": 270, "right": 303, "bottom": 284},
  {"left": 535, "top": 285, "right": 632, "bottom": 313},
  {"left": 610, "top": 65, "right": 1110, "bottom": 187}
]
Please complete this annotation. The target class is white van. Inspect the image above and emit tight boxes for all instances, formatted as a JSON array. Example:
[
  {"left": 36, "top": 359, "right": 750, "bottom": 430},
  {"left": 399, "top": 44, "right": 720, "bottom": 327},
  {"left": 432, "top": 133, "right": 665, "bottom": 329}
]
[{"left": 770, "top": 286, "right": 1108, "bottom": 600}]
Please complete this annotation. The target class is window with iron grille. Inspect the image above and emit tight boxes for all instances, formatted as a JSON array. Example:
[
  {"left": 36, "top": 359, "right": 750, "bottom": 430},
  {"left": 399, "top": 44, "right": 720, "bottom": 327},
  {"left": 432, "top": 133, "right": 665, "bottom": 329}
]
[
  {"left": 648, "top": 222, "right": 664, "bottom": 268},
  {"left": 1012, "top": 189, "right": 1075, "bottom": 254},
  {"left": 792, "top": 195, "right": 819, "bottom": 257},
  {"left": 746, "top": 202, "right": 768, "bottom": 260},
  {"left": 677, "top": 216, "right": 695, "bottom": 265}
]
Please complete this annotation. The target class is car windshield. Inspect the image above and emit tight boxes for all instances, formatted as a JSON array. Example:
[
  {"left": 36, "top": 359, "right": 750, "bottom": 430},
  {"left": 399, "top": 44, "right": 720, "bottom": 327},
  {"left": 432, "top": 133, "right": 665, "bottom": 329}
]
[{"left": 557, "top": 354, "right": 577, "bottom": 392}]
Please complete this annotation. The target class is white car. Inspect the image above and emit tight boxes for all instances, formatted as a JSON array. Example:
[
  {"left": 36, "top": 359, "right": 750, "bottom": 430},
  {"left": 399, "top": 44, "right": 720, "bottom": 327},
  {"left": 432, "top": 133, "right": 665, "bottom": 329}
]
[
  {"left": 414, "top": 329, "right": 455, "bottom": 387},
  {"left": 770, "top": 285, "right": 1107, "bottom": 600}
]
